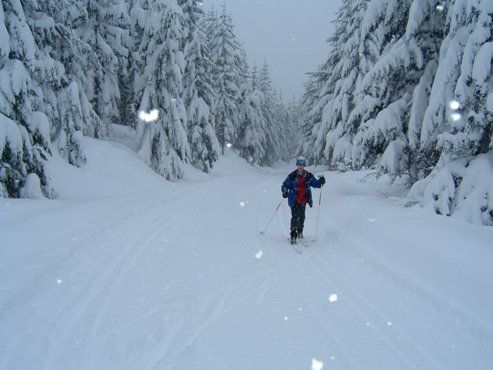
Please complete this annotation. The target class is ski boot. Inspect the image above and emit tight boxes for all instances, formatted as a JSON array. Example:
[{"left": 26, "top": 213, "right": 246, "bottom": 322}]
[{"left": 290, "top": 230, "right": 297, "bottom": 245}]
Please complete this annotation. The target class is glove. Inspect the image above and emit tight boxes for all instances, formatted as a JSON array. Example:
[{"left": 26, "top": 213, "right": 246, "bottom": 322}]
[
  {"left": 319, "top": 176, "right": 326, "bottom": 186},
  {"left": 282, "top": 188, "right": 289, "bottom": 198}
]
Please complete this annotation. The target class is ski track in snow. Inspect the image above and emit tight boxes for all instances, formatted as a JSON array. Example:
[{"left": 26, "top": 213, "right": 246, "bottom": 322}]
[
  {"left": 1, "top": 161, "right": 492, "bottom": 370},
  {"left": 320, "top": 219, "right": 492, "bottom": 369},
  {"left": 258, "top": 187, "right": 428, "bottom": 369}
]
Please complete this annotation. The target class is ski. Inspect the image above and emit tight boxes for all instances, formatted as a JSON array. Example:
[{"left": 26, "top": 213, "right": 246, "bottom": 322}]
[
  {"left": 289, "top": 238, "right": 303, "bottom": 254},
  {"left": 298, "top": 238, "right": 310, "bottom": 248}
]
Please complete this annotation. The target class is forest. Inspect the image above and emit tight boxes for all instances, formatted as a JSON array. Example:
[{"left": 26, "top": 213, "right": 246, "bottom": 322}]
[{"left": 1, "top": 0, "right": 492, "bottom": 225}]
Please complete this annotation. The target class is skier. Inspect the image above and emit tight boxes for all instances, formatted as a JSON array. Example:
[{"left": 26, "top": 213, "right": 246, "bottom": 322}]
[{"left": 281, "top": 157, "right": 325, "bottom": 244}]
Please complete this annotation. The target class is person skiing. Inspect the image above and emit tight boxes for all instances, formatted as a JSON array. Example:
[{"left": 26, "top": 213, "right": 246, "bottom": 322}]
[{"left": 281, "top": 157, "right": 325, "bottom": 244}]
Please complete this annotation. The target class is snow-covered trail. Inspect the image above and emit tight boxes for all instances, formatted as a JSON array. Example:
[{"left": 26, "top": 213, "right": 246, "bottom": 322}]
[{"left": 1, "top": 143, "right": 492, "bottom": 370}]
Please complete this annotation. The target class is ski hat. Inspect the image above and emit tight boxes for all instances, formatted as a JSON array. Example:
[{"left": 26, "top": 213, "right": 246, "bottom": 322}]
[{"left": 296, "top": 157, "right": 306, "bottom": 166}]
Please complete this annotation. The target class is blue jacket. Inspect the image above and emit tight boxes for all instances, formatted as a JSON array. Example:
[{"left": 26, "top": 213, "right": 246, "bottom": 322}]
[{"left": 282, "top": 169, "right": 322, "bottom": 207}]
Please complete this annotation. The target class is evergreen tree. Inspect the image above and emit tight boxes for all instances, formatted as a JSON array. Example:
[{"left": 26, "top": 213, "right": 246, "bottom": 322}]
[
  {"left": 0, "top": 0, "right": 55, "bottom": 197},
  {"left": 236, "top": 64, "right": 267, "bottom": 164},
  {"left": 301, "top": 0, "right": 369, "bottom": 167},
  {"left": 298, "top": 66, "right": 331, "bottom": 165},
  {"left": 301, "top": 0, "right": 492, "bottom": 224},
  {"left": 0, "top": 0, "right": 327, "bottom": 202},
  {"left": 180, "top": 0, "right": 219, "bottom": 171},
  {"left": 208, "top": 5, "right": 242, "bottom": 154},
  {"left": 415, "top": 0, "right": 493, "bottom": 223},
  {"left": 135, "top": 0, "right": 190, "bottom": 180},
  {"left": 258, "top": 61, "right": 281, "bottom": 165},
  {"left": 273, "top": 90, "right": 295, "bottom": 162},
  {"left": 286, "top": 96, "right": 302, "bottom": 158},
  {"left": 336, "top": 0, "right": 408, "bottom": 171},
  {"left": 33, "top": 0, "right": 105, "bottom": 166},
  {"left": 422, "top": 0, "right": 492, "bottom": 160},
  {"left": 71, "top": 0, "right": 126, "bottom": 131}
]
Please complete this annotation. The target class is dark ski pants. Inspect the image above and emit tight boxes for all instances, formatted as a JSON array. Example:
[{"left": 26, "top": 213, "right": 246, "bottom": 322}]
[{"left": 290, "top": 203, "right": 306, "bottom": 237}]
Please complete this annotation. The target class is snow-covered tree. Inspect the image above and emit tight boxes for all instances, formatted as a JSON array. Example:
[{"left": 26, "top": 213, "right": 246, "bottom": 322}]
[
  {"left": 0, "top": 0, "right": 54, "bottom": 197},
  {"left": 349, "top": 0, "right": 413, "bottom": 171},
  {"left": 236, "top": 58, "right": 293, "bottom": 166},
  {"left": 207, "top": 5, "right": 242, "bottom": 154},
  {"left": 301, "top": 0, "right": 493, "bottom": 225},
  {"left": 273, "top": 90, "right": 297, "bottom": 162},
  {"left": 298, "top": 65, "right": 331, "bottom": 165},
  {"left": 135, "top": 0, "right": 190, "bottom": 180},
  {"left": 257, "top": 61, "right": 283, "bottom": 165},
  {"left": 236, "top": 65, "right": 267, "bottom": 164},
  {"left": 300, "top": 0, "right": 369, "bottom": 167},
  {"left": 180, "top": 0, "right": 219, "bottom": 172},
  {"left": 284, "top": 96, "right": 302, "bottom": 158},
  {"left": 28, "top": 0, "right": 104, "bottom": 166},
  {"left": 1, "top": 0, "right": 308, "bottom": 200},
  {"left": 414, "top": 0, "right": 493, "bottom": 224},
  {"left": 69, "top": 0, "right": 129, "bottom": 131},
  {"left": 421, "top": 0, "right": 492, "bottom": 160}
]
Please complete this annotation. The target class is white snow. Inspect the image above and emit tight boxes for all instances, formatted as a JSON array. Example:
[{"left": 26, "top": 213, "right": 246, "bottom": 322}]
[
  {"left": 0, "top": 113, "right": 24, "bottom": 153},
  {"left": 138, "top": 109, "right": 160, "bottom": 123},
  {"left": 449, "top": 100, "right": 460, "bottom": 110},
  {"left": 451, "top": 112, "right": 462, "bottom": 121},
  {"left": 19, "top": 173, "right": 44, "bottom": 199},
  {"left": 311, "top": 358, "right": 324, "bottom": 370},
  {"left": 0, "top": 2, "right": 9, "bottom": 58},
  {"left": 1, "top": 137, "right": 492, "bottom": 369}
]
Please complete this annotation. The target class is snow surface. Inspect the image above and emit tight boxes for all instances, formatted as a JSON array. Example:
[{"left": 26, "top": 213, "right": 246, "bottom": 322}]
[{"left": 1, "top": 137, "right": 492, "bottom": 370}]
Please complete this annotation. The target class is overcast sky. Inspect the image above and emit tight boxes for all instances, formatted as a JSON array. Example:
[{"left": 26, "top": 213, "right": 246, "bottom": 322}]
[{"left": 200, "top": 0, "right": 343, "bottom": 99}]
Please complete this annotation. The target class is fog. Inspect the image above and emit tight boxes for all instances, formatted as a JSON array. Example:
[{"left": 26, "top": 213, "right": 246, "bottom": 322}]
[{"left": 201, "top": 0, "right": 342, "bottom": 99}]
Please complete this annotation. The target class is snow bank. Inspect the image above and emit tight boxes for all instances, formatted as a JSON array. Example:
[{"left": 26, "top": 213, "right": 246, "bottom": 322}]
[
  {"left": 0, "top": 113, "right": 24, "bottom": 154},
  {"left": 420, "top": 153, "right": 493, "bottom": 225},
  {"left": 48, "top": 137, "right": 169, "bottom": 199},
  {"left": 20, "top": 173, "right": 44, "bottom": 199}
]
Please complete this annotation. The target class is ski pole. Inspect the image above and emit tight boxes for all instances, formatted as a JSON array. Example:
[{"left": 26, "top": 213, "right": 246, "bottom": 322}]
[
  {"left": 260, "top": 199, "right": 283, "bottom": 235},
  {"left": 313, "top": 190, "right": 322, "bottom": 241}
]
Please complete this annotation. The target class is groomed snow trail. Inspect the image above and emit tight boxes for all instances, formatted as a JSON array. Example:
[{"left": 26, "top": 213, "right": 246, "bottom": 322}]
[{"left": 1, "top": 150, "right": 492, "bottom": 370}]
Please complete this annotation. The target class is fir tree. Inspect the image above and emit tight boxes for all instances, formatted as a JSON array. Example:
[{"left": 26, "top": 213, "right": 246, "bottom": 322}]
[
  {"left": 258, "top": 61, "right": 281, "bottom": 165},
  {"left": 37, "top": 0, "right": 103, "bottom": 165},
  {"left": 301, "top": 0, "right": 492, "bottom": 224},
  {"left": 301, "top": 0, "right": 369, "bottom": 168},
  {"left": 416, "top": 0, "right": 493, "bottom": 224},
  {"left": 236, "top": 64, "right": 267, "bottom": 164},
  {"left": 181, "top": 0, "right": 219, "bottom": 171},
  {"left": 135, "top": 0, "right": 189, "bottom": 180},
  {"left": 207, "top": 5, "right": 242, "bottom": 154},
  {"left": 0, "top": 0, "right": 54, "bottom": 197}
]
